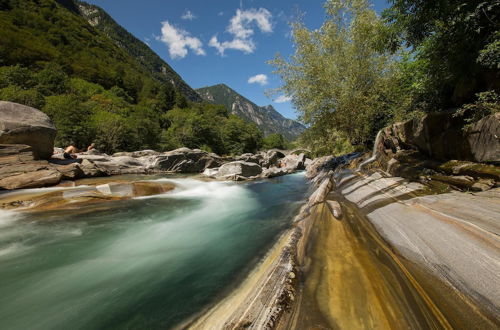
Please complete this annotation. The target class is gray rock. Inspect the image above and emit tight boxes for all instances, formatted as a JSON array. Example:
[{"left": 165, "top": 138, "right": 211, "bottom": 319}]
[
  {"left": 113, "top": 149, "right": 160, "bottom": 158},
  {"left": 236, "top": 153, "right": 263, "bottom": 165},
  {"left": 260, "top": 150, "right": 286, "bottom": 168},
  {"left": 216, "top": 161, "right": 262, "bottom": 179},
  {"left": 379, "top": 112, "right": 500, "bottom": 163},
  {"left": 261, "top": 167, "right": 288, "bottom": 178},
  {"left": 280, "top": 153, "right": 306, "bottom": 171},
  {"left": 0, "top": 101, "right": 56, "bottom": 159},
  {"left": 148, "top": 148, "right": 221, "bottom": 173},
  {"left": 203, "top": 168, "right": 219, "bottom": 177},
  {"left": 80, "top": 159, "right": 107, "bottom": 177}
]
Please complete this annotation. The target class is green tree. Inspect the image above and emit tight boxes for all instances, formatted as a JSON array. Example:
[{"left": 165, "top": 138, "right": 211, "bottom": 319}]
[
  {"left": 262, "top": 133, "right": 288, "bottom": 150},
  {"left": 35, "top": 63, "right": 69, "bottom": 95},
  {"left": 157, "top": 83, "right": 176, "bottom": 112},
  {"left": 0, "top": 64, "right": 35, "bottom": 89},
  {"left": 384, "top": 0, "right": 500, "bottom": 107},
  {"left": 0, "top": 86, "right": 45, "bottom": 109},
  {"left": 222, "top": 115, "right": 263, "bottom": 155},
  {"left": 175, "top": 92, "right": 188, "bottom": 109},
  {"left": 68, "top": 78, "right": 105, "bottom": 99},
  {"left": 43, "top": 94, "right": 93, "bottom": 148},
  {"left": 128, "top": 105, "right": 161, "bottom": 150},
  {"left": 270, "top": 0, "right": 400, "bottom": 149},
  {"left": 91, "top": 110, "right": 134, "bottom": 154}
]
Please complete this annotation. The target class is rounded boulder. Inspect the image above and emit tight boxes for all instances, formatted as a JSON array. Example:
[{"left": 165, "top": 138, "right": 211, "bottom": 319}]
[{"left": 0, "top": 101, "right": 56, "bottom": 159}]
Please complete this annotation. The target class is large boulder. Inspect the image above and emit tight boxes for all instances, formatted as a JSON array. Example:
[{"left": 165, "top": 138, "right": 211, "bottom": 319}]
[
  {"left": 260, "top": 150, "right": 286, "bottom": 168},
  {"left": 147, "top": 148, "right": 221, "bottom": 173},
  {"left": 235, "top": 153, "right": 263, "bottom": 165},
  {"left": 279, "top": 153, "right": 306, "bottom": 171},
  {"left": 216, "top": 161, "right": 262, "bottom": 179},
  {"left": 380, "top": 112, "right": 500, "bottom": 163},
  {"left": 0, "top": 169, "right": 62, "bottom": 190},
  {"left": 77, "top": 154, "right": 145, "bottom": 175},
  {"left": 261, "top": 166, "right": 288, "bottom": 178},
  {"left": 467, "top": 113, "right": 500, "bottom": 163},
  {"left": 0, "top": 101, "right": 56, "bottom": 159}
]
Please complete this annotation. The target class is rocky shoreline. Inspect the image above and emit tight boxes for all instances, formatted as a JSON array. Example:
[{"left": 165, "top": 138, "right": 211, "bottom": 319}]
[
  {"left": 0, "top": 144, "right": 310, "bottom": 190},
  {"left": 0, "top": 101, "right": 312, "bottom": 191},
  {"left": 181, "top": 112, "right": 500, "bottom": 329}
]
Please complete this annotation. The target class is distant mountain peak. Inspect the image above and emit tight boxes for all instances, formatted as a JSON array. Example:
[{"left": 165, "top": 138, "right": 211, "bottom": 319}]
[{"left": 196, "top": 84, "right": 305, "bottom": 140}]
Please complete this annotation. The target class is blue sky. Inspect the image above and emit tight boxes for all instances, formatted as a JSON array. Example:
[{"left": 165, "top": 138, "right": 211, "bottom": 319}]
[{"left": 85, "top": 0, "right": 390, "bottom": 120}]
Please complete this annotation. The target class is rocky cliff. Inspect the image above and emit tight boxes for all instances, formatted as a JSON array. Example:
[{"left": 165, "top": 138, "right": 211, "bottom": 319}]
[{"left": 196, "top": 84, "right": 306, "bottom": 140}]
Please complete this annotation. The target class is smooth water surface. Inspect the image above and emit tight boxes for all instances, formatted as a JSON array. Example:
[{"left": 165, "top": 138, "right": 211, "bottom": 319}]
[{"left": 0, "top": 173, "right": 309, "bottom": 329}]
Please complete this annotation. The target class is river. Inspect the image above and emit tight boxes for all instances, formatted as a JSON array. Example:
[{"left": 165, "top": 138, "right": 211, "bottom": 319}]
[{"left": 0, "top": 173, "right": 310, "bottom": 329}]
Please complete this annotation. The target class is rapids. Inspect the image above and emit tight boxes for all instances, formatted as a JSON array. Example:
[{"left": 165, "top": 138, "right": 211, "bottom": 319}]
[{"left": 0, "top": 173, "right": 310, "bottom": 329}]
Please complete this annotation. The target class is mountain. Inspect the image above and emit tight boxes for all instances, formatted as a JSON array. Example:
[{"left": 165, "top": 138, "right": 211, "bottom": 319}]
[
  {"left": 0, "top": 0, "right": 200, "bottom": 101},
  {"left": 74, "top": 1, "right": 201, "bottom": 102},
  {"left": 196, "top": 84, "right": 305, "bottom": 140}
]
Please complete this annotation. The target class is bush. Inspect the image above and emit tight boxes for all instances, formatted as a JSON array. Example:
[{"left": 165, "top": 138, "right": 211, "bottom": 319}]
[
  {"left": 0, "top": 85, "right": 45, "bottom": 109},
  {"left": 43, "top": 94, "right": 93, "bottom": 148},
  {"left": 262, "top": 134, "right": 288, "bottom": 150}
]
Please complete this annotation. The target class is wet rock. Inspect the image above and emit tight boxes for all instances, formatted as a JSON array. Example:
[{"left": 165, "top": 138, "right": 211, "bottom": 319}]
[
  {"left": 203, "top": 168, "right": 219, "bottom": 177},
  {"left": 216, "top": 161, "right": 262, "bottom": 179},
  {"left": 0, "top": 101, "right": 56, "bottom": 159},
  {"left": 431, "top": 174, "right": 475, "bottom": 190},
  {"left": 261, "top": 167, "right": 289, "bottom": 178},
  {"left": 326, "top": 200, "right": 342, "bottom": 219},
  {"left": 11, "top": 181, "right": 175, "bottom": 212},
  {"left": 0, "top": 169, "right": 62, "bottom": 190},
  {"left": 308, "top": 175, "right": 333, "bottom": 207}
]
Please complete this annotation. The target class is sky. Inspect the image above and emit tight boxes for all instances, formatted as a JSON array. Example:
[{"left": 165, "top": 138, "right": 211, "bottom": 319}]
[{"left": 84, "top": 0, "right": 390, "bottom": 120}]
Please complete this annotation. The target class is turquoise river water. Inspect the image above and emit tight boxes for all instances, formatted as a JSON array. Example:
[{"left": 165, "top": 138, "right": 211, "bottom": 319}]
[{"left": 0, "top": 173, "right": 310, "bottom": 329}]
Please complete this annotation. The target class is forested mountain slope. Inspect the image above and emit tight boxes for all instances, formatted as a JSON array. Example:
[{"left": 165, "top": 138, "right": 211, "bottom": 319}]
[
  {"left": 74, "top": 1, "right": 201, "bottom": 101},
  {"left": 0, "top": 0, "right": 200, "bottom": 101},
  {"left": 197, "top": 84, "right": 305, "bottom": 140}
]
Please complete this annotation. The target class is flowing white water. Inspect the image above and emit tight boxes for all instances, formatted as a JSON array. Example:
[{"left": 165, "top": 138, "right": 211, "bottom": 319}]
[{"left": 0, "top": 173, "right": 309, "bottom": 329}]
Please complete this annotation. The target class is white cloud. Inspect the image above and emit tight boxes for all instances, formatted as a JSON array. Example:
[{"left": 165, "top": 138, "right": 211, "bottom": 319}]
[
  {"left": 209, "top": 8, "right": 273, "bottom": 55},
  {"left": 157, "top": 21, "right": 205, "bottom": 59},
  {"left": 181, "top": 10, "right": 196, "bottom": 21},
  {"left": 274, "top": 95, "right": 292, "bottom": 103},
  {"left": 209, "top": 36, "right": 254, "bottom": 55},
  {"left": 248, "top": 74, "right": 268, "bottom": 86},
  {"left": 228, "top": 8, "right": 273, "bottom": 39}
]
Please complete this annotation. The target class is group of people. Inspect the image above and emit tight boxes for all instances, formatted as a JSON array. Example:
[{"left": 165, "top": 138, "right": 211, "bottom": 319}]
[{"left": 63, "top": 143, "right": 95, "bottom": 159}]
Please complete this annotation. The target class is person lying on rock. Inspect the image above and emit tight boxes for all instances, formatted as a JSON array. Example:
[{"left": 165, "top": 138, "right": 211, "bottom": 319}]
[
  {"left": 87, "top": 143, "right": 95, "bottom": 151},
  {"left": 63, "top": 145, "right": 80, "bottom": 159}
]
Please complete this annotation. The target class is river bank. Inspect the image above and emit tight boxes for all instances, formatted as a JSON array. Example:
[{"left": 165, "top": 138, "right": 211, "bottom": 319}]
[
  {"left": 286, "top": 150, "right": 500, "bottom": 329},
  {"left": 188, "top": 147, "right": 499, "bottom": 329}
]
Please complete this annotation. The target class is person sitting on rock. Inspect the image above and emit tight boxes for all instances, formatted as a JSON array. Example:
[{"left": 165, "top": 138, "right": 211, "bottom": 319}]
[
  {"left": 63, "top": 145, "right": 80, "bottom": 159},
  {"left": 87, "top": 143, "right": 95, "bottom": 152}
]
